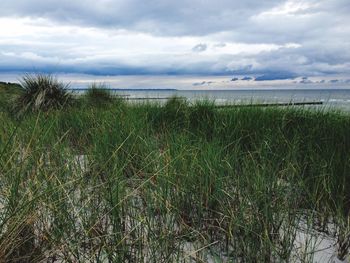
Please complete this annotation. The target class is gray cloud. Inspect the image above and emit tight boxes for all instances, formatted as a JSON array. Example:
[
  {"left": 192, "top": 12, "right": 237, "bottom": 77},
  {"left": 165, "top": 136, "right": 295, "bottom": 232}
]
[
  {"left": 214, "top": 43, "right": 227, "bottom": 48},
  {"left": 0, "top": 0, "right": 284, "bottom": 36},
  {"left": 192, "top": 44, "right": 207, "bottom": 52},
  {"left": 0, "top": 0, "right": 349, "bottom": 76}
]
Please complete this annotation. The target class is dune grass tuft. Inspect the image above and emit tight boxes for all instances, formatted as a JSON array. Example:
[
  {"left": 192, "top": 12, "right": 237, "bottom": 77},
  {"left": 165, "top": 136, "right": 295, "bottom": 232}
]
[{"left": 14, "top": 74, "right": 71, "bottom": 114}]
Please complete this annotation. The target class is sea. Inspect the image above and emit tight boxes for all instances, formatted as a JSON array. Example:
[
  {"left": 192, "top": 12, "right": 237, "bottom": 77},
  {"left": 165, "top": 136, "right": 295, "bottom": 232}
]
[
  {"left": 88, "top": 88, "right": 350, "bottom": 110},
  {"left": 2, "top": 74, "right": 350, "bottom": 111}
]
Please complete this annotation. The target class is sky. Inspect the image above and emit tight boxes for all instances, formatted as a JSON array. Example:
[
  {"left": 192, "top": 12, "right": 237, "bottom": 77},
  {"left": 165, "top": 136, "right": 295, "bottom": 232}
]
[{"left": 0, "top": 0, "right": 349, "bottom": 79}]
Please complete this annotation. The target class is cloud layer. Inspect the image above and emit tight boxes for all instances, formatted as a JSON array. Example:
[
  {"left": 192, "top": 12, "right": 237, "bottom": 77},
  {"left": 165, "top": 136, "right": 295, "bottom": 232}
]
[{"left": 0, "top": 0, "right": 349, "bottom": 77}]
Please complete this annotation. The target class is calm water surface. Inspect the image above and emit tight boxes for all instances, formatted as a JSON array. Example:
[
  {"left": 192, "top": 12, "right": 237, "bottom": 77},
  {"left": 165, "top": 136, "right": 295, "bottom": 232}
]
[
  {"left": 1, "top": 73, "right": 350, "bottom": 110},
  {"left": 72, "top": 88, "right": 350, "bottom": 111}
]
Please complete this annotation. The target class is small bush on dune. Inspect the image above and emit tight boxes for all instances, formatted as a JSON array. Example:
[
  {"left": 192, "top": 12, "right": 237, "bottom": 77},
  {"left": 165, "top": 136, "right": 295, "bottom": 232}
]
[
  {"left": 15, "top": 74, "right": 71, "bottom": 114},
  {"left": 160, "top": 96, "right": 189, "bottom": 130},
  {"left": 85, "top": 83, "right": 113, "bottom": 106},
  {"left": 189, "top": 100, "right": 216, "bottom": 139},
  {"left": 0, "top": 82, "right": 23, "bottom": 116}
]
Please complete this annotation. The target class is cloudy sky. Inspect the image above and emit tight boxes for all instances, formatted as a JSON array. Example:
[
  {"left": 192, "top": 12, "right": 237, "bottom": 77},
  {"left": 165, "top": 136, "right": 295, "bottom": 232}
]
[{"left": 0, "top": 0, "right": 349, "bottom": 78}]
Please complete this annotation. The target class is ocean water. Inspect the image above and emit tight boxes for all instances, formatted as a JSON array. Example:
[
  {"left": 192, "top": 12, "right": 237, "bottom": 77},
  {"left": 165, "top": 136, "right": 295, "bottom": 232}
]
[
  {"left": 57, "top": 74, "right": 350, "bottom": 110},
  {"left": 71, "top": 88, "right": 350, "bottom": 111},
  {"left": 1, "top": 73, "right": 350, "bottom": 110}
]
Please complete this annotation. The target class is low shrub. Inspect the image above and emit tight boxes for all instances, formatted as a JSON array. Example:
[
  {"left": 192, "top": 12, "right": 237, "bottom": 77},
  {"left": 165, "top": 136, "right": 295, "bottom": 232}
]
[
  {"left": 189, "top": 100, "right": 216, "bottom": 139},
  {"left": 85, "top": 83, "right": 113, "bottom": 106},
  {"left": 158, "top": 96, "right": 189, "bottom": 130}
]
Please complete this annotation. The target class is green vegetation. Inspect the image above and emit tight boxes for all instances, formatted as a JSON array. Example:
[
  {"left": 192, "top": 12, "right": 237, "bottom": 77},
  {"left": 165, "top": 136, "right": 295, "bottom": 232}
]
[
  {"left": 0, "top": 80, "right": 349, "bottom": 262},
  {"left": 14, "top": 74, "right": 71, "bottom": 115},
  {"left": 0, "top": 81, "right": 23, "bottom": 111},
  {"left": 84, "top": 83, "right": 114, "bottom": 106}
]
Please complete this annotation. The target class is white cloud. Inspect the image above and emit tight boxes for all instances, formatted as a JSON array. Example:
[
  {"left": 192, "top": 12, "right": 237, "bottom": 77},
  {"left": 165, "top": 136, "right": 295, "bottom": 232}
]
[{"left": 257, "top": 0, "right": 318, "bottom": 16}]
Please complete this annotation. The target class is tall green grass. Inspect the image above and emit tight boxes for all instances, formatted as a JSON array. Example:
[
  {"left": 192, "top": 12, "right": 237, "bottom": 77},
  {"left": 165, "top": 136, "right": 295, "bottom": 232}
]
[
  {"left": 0, "top": 96, "right": 349, "bottom": 262},
  {"left": 0, "top": 82, "right": 22, "bottom": 113}
]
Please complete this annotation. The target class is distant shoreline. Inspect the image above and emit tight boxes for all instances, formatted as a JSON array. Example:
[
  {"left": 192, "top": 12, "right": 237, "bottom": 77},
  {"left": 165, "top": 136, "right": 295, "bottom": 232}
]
[
  {"left": 66, "top": 88, "right": 178, "bottom": 91},
  {"left": 65, "top": 87, "right": 350, "bottom": 91}
]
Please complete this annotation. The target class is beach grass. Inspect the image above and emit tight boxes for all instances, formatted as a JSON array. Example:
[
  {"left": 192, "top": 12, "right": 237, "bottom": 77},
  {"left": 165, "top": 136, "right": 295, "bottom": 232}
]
[
  {"left": 84, "top": 83, "right": 115, "bottom": 107},
  {"left": 0, "top": 82, "right": 349, "bottom": 262},
  {"left": 13, "top": 74, "right": 72, "bottom": 115}
]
